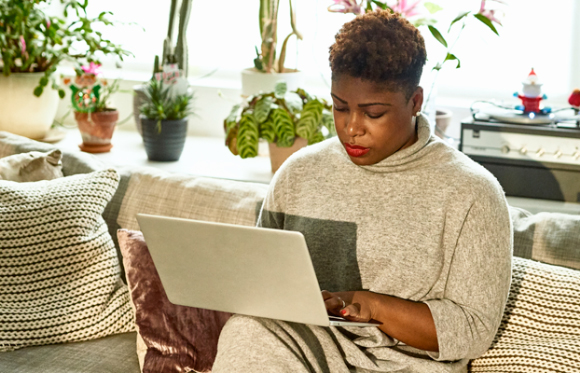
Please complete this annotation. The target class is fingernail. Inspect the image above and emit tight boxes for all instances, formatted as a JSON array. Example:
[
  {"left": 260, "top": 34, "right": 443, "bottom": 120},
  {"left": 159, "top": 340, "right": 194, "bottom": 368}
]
[{"left": 340, "top": 310, "right": 346, "bottom": 315}]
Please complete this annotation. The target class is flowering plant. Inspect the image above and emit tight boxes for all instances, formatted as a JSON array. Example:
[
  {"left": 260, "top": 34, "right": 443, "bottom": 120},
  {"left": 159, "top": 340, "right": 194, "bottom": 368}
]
[
  {"left": 328, "top": 0, "right": 504, "bottom": 72},
  {"left": 0, "top": 0, "right": 131, "bottom": 98},
  {"left": 62, "top": 62, "right": 120, "bottom": 113}
]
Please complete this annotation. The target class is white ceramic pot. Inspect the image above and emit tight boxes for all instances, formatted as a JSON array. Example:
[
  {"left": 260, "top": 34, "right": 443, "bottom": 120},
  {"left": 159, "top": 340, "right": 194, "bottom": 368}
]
[
  {"left": 241, "top": 68, "right": 304, "bottom": 97},
  {"left": 435, "top": 109, "right": 453, "bottom": 139},
  {"left": 0, "top": 72, "right": 59, "bottom": 139}
]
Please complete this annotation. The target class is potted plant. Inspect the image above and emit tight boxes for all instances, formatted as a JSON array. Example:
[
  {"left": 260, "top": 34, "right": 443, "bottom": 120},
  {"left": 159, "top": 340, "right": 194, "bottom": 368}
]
[
  {"left": 133, "top": 0, "right": 193, "bottom": 136},
  {"left": 225, "top": 81, "right": 335, "bottom": 173},
  {"left": 0, "top": 0, "right": 131, "bottom": 140},
  {"left": 328, "top": 0, "right": 504, "bottom": 138},
  {"left": 241, "top": 0, "right": 304, "bottom": 97},
  {"left": 139, "top": 76, "right": 194, "bottom": 162},
  {"left": 62, "top": 63, "right": 121, "bottom": 153}
]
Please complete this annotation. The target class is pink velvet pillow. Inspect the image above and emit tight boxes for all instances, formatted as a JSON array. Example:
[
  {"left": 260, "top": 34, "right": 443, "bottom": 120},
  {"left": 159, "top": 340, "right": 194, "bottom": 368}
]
[{"left": 117, "top": 229, "right": 231, "bottom": 373}]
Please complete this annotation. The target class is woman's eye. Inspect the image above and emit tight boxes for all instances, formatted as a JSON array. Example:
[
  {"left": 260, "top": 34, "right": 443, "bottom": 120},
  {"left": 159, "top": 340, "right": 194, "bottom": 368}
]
[
  {"left": 366, "top": 112, "right": 385, "bottom": 119},
  {"left": 333, "top": 106, "right": 348, "bottom": 112}
]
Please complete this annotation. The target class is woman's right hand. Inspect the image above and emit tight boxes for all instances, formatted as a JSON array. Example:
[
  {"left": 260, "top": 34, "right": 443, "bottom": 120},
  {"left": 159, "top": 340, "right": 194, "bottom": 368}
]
[{"left": 321, "top": 290, "right": 350, "bottom": 316}]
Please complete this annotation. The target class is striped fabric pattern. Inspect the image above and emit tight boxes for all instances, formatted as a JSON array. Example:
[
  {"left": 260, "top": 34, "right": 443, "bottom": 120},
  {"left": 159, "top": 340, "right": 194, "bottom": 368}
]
[
  {"left": 0, "top": 169, "right": 135, "bottom": 351},
  {"left": 470, "top": 257, "right": 580, "bottom": 372}
]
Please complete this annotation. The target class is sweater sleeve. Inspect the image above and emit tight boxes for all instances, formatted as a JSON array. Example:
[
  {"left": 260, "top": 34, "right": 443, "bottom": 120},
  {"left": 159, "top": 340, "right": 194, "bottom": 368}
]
[{"left": 423, "top": 189, "right": 513, "bottom": 361}]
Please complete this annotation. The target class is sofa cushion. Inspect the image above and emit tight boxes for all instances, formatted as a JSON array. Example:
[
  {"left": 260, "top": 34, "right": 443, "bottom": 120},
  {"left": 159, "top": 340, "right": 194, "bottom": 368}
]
[
  {"left": 469, "top": 257, "right": 580, "bottom": 372},
  {"left": 118, "top": 229, "right": 231, "bottom": 373},
  {"left": 0, "top": 131, "right": 106, "bottom": 176},
  {"left": 112, "top": 166, "right": 268, "bottom": 231},
  {"left": 0, "top": 332, "right": 140, "bottom": 373},
  {"left": 0, "top": 149, "right": 63, "bottom": 182},
  {"left": 510, "top": 206, "right": 580, "bottom": 270},
  {"left": 0, "top": 169, "right": 135, "bottom": 351}
]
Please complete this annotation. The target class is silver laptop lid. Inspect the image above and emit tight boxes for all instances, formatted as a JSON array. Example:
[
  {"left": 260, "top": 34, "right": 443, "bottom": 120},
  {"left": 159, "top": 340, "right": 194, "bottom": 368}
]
[{"left": 136, "top": 213, "right": 331, "bottom": 327}]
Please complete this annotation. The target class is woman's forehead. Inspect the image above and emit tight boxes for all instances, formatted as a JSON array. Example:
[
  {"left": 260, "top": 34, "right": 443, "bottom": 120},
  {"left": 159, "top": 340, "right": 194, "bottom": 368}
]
[{"left": 331, "top": 77, "right": 407, "bottom": 102}]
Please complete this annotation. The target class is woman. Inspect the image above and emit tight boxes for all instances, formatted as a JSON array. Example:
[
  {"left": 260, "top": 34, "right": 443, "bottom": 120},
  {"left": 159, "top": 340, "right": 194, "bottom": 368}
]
[{"left": 213, "top": 10, "right": 512, "bottom": 373}]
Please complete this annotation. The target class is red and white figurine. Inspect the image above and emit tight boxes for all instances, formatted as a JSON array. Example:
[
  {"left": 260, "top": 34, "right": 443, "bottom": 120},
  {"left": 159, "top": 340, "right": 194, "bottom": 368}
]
[{"left": 515, "top": 68, "right": 546, "bottom": 113}]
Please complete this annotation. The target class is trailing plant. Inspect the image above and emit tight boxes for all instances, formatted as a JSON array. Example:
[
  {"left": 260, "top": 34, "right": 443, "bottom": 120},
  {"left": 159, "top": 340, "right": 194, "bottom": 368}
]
[
  {"left": 253, "top": 0, "right": 303, "bottom": 74},
  {"left": 0, "top": 0, "right": 132, "bottom": 97},
  {"left": 225, "top": 81, "right": 335, "bottom": 159},
  {"left": 139, "top": 78, "right": 194, "bottom": 133}
]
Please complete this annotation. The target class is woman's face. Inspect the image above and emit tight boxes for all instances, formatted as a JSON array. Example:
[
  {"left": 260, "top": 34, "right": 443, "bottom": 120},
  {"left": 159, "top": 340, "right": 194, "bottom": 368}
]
[{"left": 331, "top": 75, "right": 423, "bottom": 166}]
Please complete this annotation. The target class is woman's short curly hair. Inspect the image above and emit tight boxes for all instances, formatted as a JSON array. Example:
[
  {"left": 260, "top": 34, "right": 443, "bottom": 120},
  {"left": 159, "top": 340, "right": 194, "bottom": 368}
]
[{"left": 329, "top": 10, "right": 427, "bottom": 99}]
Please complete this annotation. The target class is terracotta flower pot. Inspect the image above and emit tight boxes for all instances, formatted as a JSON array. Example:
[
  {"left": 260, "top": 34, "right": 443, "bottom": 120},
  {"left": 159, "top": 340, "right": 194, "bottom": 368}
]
[
  {"left": 74, "top": 110, "right": 118, "bottom": 153},
  {"left": 268, "top": 137, "right": 308, "bottom": 173}
]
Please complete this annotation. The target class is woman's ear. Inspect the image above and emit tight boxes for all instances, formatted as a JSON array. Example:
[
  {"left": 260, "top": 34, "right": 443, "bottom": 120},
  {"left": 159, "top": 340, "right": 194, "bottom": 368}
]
[{"left": 411, "top": 87, "right": 424, "bottom": 114}]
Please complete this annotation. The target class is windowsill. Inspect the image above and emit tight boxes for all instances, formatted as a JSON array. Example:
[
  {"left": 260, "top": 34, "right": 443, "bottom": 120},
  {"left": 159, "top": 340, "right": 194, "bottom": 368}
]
[{"left": 55, "top": 128, "right": 273, "bottom": 184}]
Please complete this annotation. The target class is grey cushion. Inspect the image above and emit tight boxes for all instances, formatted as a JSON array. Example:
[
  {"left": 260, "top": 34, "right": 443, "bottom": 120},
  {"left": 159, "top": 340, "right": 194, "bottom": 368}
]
[
  {"left": 0, "top": 332, "right": 140, "bottom": 373},
  {"left": 510, "top": 206, "right": 580, "bottom": 270}
]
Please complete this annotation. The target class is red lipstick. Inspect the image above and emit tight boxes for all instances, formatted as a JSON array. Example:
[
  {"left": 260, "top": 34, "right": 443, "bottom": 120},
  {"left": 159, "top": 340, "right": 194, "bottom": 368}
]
[{"left": 344, "top": 143, "right": 370, "bottom": 157}]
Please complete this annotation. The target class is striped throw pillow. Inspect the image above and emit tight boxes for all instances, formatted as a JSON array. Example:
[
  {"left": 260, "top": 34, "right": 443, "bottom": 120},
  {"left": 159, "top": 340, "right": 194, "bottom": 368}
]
[
  {"left": 470, "top": 257, "right": 580, "bottom": 372},
  {"left": 0, "top": 169, "right": 135, "bottom": 351}
]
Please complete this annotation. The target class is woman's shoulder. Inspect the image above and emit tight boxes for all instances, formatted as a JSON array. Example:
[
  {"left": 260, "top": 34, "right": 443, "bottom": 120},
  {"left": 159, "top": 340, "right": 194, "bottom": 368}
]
[{"left": 432, "top": 141, "right": 506, "bottom": 200}]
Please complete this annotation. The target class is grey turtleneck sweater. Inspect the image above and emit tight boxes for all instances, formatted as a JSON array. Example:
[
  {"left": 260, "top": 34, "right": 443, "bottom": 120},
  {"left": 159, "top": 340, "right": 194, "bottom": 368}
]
[{"left": 213, "top": 115, "right": 513, "bottom": 373}]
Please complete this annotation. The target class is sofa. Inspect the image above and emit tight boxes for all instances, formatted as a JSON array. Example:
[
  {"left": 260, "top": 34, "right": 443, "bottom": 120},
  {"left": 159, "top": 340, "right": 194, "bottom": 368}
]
[{"left": 0, "top": 132, "right": 579, "bottom": 373}]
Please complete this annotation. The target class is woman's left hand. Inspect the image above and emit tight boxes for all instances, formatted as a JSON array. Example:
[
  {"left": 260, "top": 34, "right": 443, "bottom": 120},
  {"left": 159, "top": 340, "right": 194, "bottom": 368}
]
[{"left": 321, "top": 290, "right": 375, "bottom": 322}]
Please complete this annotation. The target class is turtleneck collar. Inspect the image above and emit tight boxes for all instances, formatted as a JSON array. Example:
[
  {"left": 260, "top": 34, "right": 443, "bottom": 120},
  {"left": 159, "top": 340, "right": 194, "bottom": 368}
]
[{"left": 337, "top": 113, "right": 438, "bottom": 173}]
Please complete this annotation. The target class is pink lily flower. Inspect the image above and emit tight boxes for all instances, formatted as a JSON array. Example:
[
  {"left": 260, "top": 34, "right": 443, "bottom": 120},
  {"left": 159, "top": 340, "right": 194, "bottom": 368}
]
[
  {"left": 328, "top": 0, "right": 364, "bottom": 15},
  {"left": 81, "top": 62, "right": 102, "bottom": 76},
  {"left": 479, "top": 0, "right": 504, "bottom": 25},
  {"left": 389, "top": 0, "right": 423, "bottom": 18},
  {"left": 46, "top": 18, "right": 51, "bottom": 29}
]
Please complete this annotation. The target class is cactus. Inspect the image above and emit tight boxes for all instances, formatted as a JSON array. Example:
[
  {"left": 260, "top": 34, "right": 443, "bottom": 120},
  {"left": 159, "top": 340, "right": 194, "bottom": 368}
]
[
  {"left": 159, "top": 0, "right": 193, "bottom": 77},
  {"left": 256, "top": 0, "right": 303, "bottom": 73}
]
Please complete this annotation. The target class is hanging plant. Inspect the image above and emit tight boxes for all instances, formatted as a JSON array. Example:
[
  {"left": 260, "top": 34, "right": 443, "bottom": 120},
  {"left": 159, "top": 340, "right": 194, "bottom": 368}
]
[{"left": 224, "top": 82, "right": 335, "bottom": 159}]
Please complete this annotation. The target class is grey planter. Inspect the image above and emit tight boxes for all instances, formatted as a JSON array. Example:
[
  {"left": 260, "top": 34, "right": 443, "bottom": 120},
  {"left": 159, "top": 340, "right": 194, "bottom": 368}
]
[{"left": 140, "top": 117, "right": 188, "bottom": 161}]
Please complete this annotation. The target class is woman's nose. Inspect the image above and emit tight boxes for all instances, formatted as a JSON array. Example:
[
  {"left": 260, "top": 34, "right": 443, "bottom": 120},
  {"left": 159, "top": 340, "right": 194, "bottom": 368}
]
[{"left": 346, "top": 112, "right": 365, "bottom": 137}]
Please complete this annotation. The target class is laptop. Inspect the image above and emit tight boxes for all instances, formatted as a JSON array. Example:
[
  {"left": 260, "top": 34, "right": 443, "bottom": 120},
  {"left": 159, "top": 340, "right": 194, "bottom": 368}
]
[{"left": 136, "top": 213, "right": 381, "bottom": 328}]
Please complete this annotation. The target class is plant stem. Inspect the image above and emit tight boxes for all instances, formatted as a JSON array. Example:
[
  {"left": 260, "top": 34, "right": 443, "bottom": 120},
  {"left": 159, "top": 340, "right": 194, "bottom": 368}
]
[{"left": 423, "top": 22, "right": 466, "bottom": 111}]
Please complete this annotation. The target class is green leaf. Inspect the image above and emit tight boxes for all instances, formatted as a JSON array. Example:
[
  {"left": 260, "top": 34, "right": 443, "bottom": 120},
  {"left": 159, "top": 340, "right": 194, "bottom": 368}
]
[
  {"left": 473, "top": 13, "right": 499, "bottom": 36},
  {"left": 448, "top": 11, "right": 470, "bottom": 31},
  {"left": 423, "top": 2, "right": 443, "bottom": 14},
  {"left": 296, "top": 99, "right": 323, "bottom": 141},
  {"left": 58, "top": 89, "right": 65, "bottom": 99},
  {"left": 284, "top": 92, "right": 303, "bottom": 114},
  {"left": 39, "top": 76, "right": 48, "bottom": 87},
  {"left": 370, "top": 0, "right": 387, "bottom": 10},
  {"left": 272, "top": 107, "right": 295, "bottom": 147},
  {"left": 254, "top": 96, "right": 274, "bottom": 123},
  {"left": 259, "top": 117, "right": 276, "bottom": 143},
  {"left": 308, "top": 131, "right": 325, "bottom": 145},
  {"left": 444, "top": 53, "right": 461, "bottom": 68},
  {"left": 236, "top": 112, "right": 259, "bottom": 158},
  {"left": 412, "top": 18, "right": 436, "bottom": 27},
  {"left": 428, "top": 25, "right": 447, "bottom": 48},
  {"left": 33, "top": 86, "right": 43, "bottom": 97},
  {"left": 226, "top": 104, "right": 241, "bottom": 124},
  {"left": 321, "top": 109, "right": 335, "bottom": 136},
  {"left": 274, "top": 81, "right": 287, "bottom": 99}
]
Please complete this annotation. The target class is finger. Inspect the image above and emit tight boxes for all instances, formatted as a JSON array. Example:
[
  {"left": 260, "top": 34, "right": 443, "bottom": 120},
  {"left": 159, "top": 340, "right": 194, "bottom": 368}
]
[
  {"left": 340, "top": 304, "right": 368, "bottom": 322},
  {"left": 321, "top": 290, "right": 333, "bottom": 301},
  {"left": 324, "top": 296, "right": 344, "bottom": 312}
]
